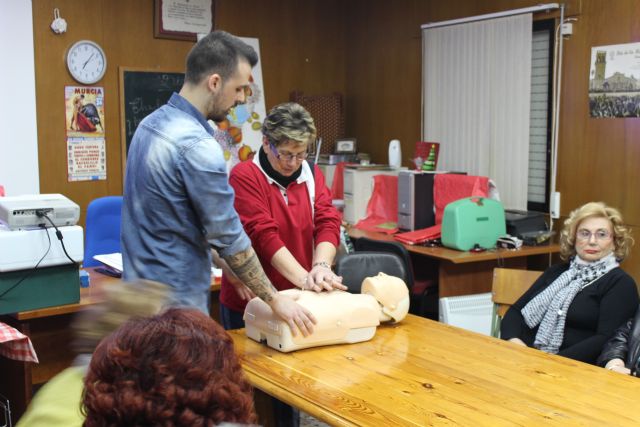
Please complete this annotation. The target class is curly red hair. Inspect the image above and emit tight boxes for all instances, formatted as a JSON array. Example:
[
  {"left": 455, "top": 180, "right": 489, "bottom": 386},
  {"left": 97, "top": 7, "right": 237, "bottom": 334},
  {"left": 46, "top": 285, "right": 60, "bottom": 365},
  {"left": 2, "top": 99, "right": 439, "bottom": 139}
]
[{"left": 82, "top": 308, "right": 256, "bottom": 426}]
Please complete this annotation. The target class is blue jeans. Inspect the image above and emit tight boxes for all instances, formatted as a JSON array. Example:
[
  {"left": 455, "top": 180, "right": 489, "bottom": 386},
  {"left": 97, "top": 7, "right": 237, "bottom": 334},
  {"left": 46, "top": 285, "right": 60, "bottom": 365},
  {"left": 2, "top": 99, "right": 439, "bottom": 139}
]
[{"left": 220, "top": 303, "right": 299, "bottom": 427}]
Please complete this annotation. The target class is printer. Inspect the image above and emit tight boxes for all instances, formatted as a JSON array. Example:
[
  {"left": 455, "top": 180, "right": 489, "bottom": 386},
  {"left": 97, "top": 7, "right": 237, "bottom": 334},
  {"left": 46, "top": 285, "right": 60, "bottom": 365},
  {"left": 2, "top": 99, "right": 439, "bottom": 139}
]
[
  {"left": 0, "top": 193, "right": 80, "bottom": 230},
  {"left": 0, "top": 194, "right": 83, "bottom": 314}
]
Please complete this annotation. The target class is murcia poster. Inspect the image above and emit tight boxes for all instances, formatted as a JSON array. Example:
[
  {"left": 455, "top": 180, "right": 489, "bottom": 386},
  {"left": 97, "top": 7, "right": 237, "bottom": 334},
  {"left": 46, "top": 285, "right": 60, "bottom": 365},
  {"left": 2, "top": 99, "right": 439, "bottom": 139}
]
[{"left": 65, "top": 86, "right": 107, "bottom": 181}]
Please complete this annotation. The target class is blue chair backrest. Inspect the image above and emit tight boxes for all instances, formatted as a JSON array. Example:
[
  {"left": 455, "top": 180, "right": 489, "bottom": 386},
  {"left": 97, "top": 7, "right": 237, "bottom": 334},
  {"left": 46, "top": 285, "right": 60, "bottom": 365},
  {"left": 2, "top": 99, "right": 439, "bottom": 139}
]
[{"left": 83, "top": 196, "right": 123, "bottom": 267}]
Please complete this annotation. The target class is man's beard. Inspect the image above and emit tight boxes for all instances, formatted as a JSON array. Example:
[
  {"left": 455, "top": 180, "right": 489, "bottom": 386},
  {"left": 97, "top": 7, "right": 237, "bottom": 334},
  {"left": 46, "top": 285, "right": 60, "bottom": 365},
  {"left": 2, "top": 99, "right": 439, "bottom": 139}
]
[{"left": 207, "top": 92, "right": 233, "bottom": 122}]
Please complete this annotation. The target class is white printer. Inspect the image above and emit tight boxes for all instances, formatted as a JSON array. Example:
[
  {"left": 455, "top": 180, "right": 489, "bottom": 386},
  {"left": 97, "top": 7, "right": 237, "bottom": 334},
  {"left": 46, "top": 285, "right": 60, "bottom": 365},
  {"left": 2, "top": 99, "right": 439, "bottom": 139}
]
[{"left": 0, "top": 193, "right": 80, "bottom": 230}]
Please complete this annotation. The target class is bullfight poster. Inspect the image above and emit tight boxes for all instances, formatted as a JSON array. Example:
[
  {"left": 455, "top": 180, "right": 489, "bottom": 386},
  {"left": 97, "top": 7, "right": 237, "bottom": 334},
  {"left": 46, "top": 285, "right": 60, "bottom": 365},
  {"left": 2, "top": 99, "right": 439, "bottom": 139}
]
[
  {"left": 589, "top": 42, "right": 640, "bottom": 118},
  {"left": 210, "top": 37, "right": 267, "bottom": 170},
  {"left": 65, "top": 86, "right": 107, "bottom": 181}
]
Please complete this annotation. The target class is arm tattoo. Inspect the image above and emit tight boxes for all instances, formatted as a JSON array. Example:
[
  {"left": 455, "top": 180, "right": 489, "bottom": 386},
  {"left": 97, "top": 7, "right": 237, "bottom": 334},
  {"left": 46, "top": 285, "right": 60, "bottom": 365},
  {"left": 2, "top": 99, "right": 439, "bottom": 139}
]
[{"left": 224, "top": 247, "right": 276, "bottom": 303}]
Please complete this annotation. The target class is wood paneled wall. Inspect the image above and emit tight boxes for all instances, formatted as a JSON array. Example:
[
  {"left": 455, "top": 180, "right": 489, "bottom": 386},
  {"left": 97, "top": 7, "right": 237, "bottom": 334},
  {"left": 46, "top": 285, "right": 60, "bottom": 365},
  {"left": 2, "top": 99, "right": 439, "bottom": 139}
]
[
  {"left": 32, "top": 0, "right": 346, "bottom": 225},
  {"left": 32, "top": 0, "right": 640, "bottom": 281},
  {"left": 344, "top": 0, "right": 640, "bottom": 281}
]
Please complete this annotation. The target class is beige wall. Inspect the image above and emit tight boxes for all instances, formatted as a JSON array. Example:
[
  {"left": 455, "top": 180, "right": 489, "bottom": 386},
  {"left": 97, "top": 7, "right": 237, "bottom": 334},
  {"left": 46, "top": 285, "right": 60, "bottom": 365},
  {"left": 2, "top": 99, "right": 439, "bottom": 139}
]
[{"left": 32, "top": 0, "right": 640, "bottom": 281}]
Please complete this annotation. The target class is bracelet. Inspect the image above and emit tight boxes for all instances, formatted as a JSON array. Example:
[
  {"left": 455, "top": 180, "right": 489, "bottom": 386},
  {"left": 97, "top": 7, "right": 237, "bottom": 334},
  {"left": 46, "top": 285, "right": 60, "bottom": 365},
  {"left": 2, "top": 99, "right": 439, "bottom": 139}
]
[{"left": 312, "top": 261, "right": 331, "bottom": 269}]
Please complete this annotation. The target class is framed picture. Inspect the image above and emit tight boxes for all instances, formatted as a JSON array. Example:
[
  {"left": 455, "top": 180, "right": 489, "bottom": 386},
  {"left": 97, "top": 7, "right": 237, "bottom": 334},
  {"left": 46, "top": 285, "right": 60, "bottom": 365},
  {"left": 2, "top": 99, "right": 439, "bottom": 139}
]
[
  {"left": 335, "top": 138, "right": 357, "bottom": 154},
  {"left": 154, "top": 0, "right": 215, "bottom": 41}
]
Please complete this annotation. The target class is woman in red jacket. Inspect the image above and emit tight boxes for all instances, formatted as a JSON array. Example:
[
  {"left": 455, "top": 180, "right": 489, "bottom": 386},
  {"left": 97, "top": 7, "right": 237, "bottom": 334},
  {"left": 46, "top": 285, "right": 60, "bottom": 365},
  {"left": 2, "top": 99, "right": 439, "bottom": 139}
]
[{"left": 219, "top": 102, "right": 345, "bottom": 330}]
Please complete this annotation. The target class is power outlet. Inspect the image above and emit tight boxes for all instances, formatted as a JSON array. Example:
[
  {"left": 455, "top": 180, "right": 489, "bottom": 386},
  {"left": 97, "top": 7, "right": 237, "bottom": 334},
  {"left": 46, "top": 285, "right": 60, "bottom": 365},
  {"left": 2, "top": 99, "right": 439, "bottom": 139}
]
[{"left": 550, "top": 192, "right": 561, "bottom": 219}]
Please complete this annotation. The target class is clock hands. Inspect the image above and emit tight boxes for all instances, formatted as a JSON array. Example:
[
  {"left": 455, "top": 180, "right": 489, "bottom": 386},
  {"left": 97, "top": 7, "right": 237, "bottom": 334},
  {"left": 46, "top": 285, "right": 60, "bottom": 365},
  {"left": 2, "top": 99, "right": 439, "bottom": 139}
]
[{"left": 82, "top": 53, "right": 95, "bottom": 70}]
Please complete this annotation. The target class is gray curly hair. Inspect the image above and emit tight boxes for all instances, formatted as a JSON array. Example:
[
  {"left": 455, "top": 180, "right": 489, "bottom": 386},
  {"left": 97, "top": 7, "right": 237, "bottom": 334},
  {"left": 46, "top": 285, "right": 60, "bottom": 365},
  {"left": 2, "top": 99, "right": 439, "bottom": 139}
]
[{"left": 261, "top": 102, "right": 317, "bottom": 147}]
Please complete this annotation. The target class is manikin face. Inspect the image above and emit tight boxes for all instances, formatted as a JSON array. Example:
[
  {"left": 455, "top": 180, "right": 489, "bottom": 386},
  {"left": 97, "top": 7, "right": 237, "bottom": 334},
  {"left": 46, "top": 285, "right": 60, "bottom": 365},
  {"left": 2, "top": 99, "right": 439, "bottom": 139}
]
[
  {"left": 574, "top": 216, "right": 615, "bottom": 262},
  {"left": 263, "top": 138, "right": 309, "bottom": 177},
  {"left": 206, "top": 60, "right": 252, "bottom": 122}
]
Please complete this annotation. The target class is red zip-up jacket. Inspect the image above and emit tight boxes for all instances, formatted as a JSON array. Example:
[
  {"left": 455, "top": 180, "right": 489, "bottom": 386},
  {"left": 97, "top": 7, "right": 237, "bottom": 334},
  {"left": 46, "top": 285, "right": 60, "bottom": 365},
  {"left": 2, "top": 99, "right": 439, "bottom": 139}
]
[{"left": 220, "top": 155, "right": 341, "bottom": 313}]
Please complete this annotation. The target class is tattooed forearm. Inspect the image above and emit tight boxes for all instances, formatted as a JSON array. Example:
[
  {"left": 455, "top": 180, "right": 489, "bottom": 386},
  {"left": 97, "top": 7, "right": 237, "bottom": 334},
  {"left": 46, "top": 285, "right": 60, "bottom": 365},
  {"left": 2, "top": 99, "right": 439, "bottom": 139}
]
[{"left": 223, "top": 246, "right": 276, "bottom": 303}]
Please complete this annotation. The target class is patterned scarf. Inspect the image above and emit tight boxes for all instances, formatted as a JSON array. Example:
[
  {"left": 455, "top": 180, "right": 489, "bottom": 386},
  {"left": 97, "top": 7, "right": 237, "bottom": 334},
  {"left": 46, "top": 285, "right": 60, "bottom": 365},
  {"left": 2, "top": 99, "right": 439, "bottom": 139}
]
[{"left": 521, "top": 252, "right": 618, "bottom": 354}]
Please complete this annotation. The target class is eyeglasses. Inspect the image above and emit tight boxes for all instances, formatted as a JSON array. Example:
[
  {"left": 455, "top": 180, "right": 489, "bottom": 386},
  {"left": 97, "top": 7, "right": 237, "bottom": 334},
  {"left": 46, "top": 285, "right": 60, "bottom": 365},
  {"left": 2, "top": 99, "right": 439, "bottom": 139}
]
[
  {"left": 576, "top": 229, "right": 612, "bottom": 241},
  {"left": 269, "top": 142, "right": 308, "bottom": 162}
]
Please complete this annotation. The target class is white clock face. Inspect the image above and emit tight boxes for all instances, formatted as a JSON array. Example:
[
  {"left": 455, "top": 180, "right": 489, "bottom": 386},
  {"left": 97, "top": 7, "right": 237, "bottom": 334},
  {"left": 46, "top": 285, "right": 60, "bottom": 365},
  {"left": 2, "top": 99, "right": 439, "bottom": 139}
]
[{"left": 66, "top": 40, "right": 107, "bottom": 84}]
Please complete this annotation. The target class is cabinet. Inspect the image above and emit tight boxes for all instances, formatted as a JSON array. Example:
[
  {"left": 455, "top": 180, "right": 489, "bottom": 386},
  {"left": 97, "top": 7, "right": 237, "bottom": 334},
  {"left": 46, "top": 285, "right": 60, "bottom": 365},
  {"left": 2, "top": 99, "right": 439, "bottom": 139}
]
[
  {"left": 317, "top": 164, "right": 337, "bottom": 189},
  {"left": 343, "top": 167, "right": 403, "bottom": 224}
]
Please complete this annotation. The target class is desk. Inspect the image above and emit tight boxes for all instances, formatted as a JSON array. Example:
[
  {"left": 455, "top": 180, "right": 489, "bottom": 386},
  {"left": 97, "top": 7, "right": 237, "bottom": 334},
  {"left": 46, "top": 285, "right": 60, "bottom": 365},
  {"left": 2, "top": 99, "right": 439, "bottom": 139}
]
[
  {"left": 230, "top": 315, "right": 640, "bottom": 426},
  {"left": 0, "top": 268, "right": 220, "bottom": 423},
  {"left": 348, "top": 228, "right": 559, "bottom": 297}
]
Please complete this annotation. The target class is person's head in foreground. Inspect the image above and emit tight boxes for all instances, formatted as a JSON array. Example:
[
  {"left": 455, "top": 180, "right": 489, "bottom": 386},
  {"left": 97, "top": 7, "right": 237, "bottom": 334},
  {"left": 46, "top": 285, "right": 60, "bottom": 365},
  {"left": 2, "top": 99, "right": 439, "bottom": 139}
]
[
  {"left": 559, "top": 201, "right": 632, "bottom": 263},
  {"left": 82, "top": 308, "right": 257, "bottom": 427}
]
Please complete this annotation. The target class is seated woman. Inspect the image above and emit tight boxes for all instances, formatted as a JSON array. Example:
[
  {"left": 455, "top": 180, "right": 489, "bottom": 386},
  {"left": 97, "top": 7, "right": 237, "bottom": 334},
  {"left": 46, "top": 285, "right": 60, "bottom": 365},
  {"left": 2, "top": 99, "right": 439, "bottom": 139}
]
[
  {"left": 82, "top": 308, "right": 256, "bottom": 426},
  {"left": 598, "top": 305, "right": 640, "bottom": 375},
  {"left": 501, "top": 202, "right": 639, "bottom": 364}
]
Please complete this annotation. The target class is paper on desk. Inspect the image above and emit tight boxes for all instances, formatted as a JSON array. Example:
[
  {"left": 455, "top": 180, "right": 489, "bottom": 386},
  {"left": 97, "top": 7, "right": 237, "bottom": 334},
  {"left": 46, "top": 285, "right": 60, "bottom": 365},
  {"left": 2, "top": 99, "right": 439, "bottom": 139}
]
[
  {"left": 93, "top": 253, "right": 222, "bottom": 278},
  {"left": 93, "top": 253, "right": 123, "bottom": 272}
]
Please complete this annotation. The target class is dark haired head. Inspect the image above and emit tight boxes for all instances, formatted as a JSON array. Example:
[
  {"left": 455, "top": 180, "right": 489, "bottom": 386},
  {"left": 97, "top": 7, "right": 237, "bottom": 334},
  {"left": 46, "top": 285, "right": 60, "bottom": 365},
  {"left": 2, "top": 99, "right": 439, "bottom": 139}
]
[
  {"left": 82, "top": 308, "right": 257, "bottom": 426},
  {"left": 185, "top": 30, "right": 258, "bottom": 85}
]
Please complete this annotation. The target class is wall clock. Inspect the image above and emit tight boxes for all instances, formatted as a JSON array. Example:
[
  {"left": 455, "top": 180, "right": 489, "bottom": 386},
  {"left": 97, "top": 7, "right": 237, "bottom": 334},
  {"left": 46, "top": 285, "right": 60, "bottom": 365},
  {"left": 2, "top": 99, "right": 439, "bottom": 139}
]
[{"left": 66, "top": 40, "right": 107, "bottom": 85}]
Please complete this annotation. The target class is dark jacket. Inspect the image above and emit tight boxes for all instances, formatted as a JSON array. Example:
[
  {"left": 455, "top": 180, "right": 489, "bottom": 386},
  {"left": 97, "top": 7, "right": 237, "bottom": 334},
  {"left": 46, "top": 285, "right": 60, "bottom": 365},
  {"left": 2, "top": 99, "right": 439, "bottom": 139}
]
[
  {"left": 597, "top": 306, "right": 640, "bottom": 372},
  {"left": 501, "top": 263, "right": 639, "bottom": 364}
]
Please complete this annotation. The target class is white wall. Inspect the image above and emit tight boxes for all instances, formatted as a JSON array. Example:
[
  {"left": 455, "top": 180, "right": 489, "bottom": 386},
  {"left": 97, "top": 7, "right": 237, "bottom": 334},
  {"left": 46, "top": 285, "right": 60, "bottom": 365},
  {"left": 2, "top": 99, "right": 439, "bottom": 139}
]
[{"left": 0, "top": 0, "right": 39, "bottom": 195}]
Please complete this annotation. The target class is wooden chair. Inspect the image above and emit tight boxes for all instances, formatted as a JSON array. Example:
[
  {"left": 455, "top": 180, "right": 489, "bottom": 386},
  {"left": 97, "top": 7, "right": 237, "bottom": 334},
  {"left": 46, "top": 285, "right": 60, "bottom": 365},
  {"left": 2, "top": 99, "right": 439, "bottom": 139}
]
[{"left": 491, "top": 268, "right": 543, "bottom": 338}]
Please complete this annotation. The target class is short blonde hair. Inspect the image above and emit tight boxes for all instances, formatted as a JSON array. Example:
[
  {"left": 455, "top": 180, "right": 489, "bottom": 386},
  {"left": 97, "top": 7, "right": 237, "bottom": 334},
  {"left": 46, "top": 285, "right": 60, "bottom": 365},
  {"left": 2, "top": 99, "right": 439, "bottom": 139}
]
[
  {"left": 261, "top": 102, "right": 316, "bottom": 147},
  {"left": 559, "top": 202, "right": 633, "bottom": 261}
]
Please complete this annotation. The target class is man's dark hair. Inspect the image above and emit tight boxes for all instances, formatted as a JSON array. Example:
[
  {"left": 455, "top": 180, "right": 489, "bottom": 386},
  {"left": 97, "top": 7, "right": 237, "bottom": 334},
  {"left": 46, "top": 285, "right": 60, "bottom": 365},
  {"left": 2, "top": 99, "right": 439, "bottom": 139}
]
[{"left": 185, "top": 30, "right": 258, "bottom": 85}]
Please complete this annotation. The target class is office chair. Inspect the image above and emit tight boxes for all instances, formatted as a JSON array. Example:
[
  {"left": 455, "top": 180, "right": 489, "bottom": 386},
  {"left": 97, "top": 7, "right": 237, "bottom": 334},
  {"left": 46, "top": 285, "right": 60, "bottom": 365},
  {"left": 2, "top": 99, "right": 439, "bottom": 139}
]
[
  {"left": 334, "top": 252, "right": 408, "bottom": 294},
  {"left": 83, "top": 196, "right": 123, "bottom": 267},
  {"left": 353, "top": 237, "right": 438, "bottom": 319}
]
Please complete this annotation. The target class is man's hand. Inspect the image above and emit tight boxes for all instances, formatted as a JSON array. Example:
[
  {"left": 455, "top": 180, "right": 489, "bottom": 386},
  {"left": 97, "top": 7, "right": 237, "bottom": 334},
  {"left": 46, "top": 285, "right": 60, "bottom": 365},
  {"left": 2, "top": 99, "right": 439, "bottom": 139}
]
[
  {"left": 305, "top": 264, "right": 347, "bottom": 292},
  {"left": 269, "top": 293, "right": 317, "bottom": 337}
]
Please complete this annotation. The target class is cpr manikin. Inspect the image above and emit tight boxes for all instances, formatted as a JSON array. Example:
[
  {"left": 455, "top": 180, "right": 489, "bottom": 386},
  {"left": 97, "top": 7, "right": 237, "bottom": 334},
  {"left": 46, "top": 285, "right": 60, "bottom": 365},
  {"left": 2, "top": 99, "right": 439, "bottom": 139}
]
[{"left": 244, "top": 272, "right": 410, "bottom": 352}]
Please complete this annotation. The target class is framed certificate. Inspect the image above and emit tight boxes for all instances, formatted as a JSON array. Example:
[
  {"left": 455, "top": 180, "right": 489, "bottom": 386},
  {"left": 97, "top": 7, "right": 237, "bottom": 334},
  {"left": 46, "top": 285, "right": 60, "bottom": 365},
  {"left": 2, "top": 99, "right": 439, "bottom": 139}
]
[
  {"left": 154, "top": 0, "right": 214, "bottom": 41},
  {"left": 335, "top": 138, "right": 357, "bottom": 154}
]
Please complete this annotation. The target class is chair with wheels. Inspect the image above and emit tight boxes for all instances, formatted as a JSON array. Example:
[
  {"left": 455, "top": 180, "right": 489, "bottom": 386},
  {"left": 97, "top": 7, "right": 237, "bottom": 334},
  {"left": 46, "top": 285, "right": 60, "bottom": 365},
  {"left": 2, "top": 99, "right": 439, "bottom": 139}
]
[
  {"left": 352, "top": 236, "right": 439, "bottom": 319},
  {"left": 334, "top": 251, "right": 408, "bottom": 294},
  {"left": 83, "top": 196, "right": 123, "bottom": 267}
]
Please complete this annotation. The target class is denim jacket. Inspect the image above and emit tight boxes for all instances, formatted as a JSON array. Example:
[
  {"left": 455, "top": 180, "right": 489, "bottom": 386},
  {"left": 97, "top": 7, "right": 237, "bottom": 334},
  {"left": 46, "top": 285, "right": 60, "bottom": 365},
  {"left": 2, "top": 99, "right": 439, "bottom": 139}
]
[{"left": 122, "top": 93, "right": 251, "bottom": 313}]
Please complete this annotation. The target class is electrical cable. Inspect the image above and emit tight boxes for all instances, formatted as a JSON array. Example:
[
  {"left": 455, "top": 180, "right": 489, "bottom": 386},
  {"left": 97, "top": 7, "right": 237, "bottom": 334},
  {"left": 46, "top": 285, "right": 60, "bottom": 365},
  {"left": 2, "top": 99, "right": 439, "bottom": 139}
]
[
  {"left": 0, "top": 225, "right": 51, "bottom": 300},
  {"left": 39, "top": 212, "right": 78, "bottom": 265}
]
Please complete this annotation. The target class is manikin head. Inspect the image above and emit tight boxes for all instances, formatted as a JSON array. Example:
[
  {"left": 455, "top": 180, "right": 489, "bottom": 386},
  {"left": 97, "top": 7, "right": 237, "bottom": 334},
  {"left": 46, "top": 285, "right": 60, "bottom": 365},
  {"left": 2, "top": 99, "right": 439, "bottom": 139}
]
[{"left": 361, "top": 272, "right": 410, "bottom": 323}]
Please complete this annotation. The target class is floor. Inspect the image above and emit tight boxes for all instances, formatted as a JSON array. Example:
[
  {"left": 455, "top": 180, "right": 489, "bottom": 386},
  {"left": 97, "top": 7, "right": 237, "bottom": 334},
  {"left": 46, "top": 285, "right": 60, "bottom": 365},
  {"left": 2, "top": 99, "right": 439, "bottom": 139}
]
[{"left": 300, "top": 411, "right": 330, "bottom": 427}]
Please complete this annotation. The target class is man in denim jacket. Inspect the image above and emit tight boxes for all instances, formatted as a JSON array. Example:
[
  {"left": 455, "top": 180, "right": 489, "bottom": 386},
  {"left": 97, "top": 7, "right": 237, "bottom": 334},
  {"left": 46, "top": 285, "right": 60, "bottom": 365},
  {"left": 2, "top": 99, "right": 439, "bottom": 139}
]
[{"left": 122, "top": 31, "right": 316, "bottom": 336}]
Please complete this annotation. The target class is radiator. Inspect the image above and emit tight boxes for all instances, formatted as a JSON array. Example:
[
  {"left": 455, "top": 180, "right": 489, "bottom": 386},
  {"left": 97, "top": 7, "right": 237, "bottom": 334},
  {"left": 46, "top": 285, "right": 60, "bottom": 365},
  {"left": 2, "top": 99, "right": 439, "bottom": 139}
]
[{"left": 439, "top": 292, "right": 493, "bottom": 336}]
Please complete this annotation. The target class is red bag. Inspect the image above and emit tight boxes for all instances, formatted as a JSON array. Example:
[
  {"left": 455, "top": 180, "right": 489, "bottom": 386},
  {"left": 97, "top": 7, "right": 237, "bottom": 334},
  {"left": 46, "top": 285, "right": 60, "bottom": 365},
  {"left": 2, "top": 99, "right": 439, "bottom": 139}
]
[
  {"left": 354, "top": 175, "right": 399, "bottom": 234},
  {"left": 434, "top": 174, "right": 489, "bottom": 225}
]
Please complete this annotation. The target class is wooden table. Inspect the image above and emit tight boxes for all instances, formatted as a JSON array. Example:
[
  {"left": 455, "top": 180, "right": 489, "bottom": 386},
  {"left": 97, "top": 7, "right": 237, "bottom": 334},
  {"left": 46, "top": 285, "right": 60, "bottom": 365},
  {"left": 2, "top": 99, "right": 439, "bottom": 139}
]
[
  {"left": 348, "top": 228, "right": 559, "bottom": 297},
  {"left": 230, "top": 314, "right": 640, "bottom": 426},
  {"left": 0, "top": 268, "right": 221, "bottom": 423}
]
